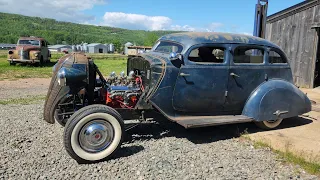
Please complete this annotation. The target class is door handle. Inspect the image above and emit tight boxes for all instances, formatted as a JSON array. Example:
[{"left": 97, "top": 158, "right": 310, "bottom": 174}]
[
  {"left": 230, "top": 72, "right": 240, "bottom": 78},
  {"left": 179, "top": 72, "right": 190, "bottom": 77}
]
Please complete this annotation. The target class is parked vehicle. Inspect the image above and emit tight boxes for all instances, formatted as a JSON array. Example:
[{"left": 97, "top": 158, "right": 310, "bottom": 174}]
[
  {"left": 44, "top": 32, "right": 311, "bottom": 163},
  {"left": 7, "top": 37, "right": 51, "bottom": 66}
]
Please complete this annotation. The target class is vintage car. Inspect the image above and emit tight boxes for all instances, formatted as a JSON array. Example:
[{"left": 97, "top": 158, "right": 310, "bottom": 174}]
[
  {"left": 44, "top": 32, "right": 311, "bottom": 163},
  {"left": 8, "top": 37, "right": 51, "bottom": 65}
]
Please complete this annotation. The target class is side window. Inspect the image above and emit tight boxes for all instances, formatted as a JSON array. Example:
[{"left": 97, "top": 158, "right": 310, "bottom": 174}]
[
  {"left": 233, "top": 46, "right": 264, "bottom": 64},
  {"left": 154, "top": 41, "right": 183, "bottom": 53},
  {"left": 188, "top": 46, "right": 224, "bottom": 63},
  {"left": 269, "top": 50, "right": 287, "bottom": 64}
]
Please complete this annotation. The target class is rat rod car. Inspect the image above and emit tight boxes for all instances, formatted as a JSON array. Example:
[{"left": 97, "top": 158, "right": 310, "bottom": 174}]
[
  {"left": 8, "top": 37, "right": 51, "bottom": 66},
  {"left": 44, "top": 32, "right": 311, "bottom": 163}
]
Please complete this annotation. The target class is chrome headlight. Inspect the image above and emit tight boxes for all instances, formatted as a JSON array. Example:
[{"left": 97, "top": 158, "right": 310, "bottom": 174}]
[
  {"left": 57, "top": 68, "right": 66, "bottom": 86},
  {"left": 34, "top": 52, "right": 39, "bottom": 57}
]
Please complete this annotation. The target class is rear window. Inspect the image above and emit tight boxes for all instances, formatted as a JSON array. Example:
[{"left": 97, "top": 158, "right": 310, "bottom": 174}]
[
  {"left": 152, "top": 41, "right": 183, "bottom": 54},
  {"left": 233, "top": 46, "right": 264, "bottom": 64}
]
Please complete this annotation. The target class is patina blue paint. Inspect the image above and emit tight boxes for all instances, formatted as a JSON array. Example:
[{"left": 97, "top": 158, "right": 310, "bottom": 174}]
[
  {"left": 141, "top": 32, "right": 311, "bottom": 121},
  {"left": 159, "top": 32, "right": 281, "bottom": 54}
]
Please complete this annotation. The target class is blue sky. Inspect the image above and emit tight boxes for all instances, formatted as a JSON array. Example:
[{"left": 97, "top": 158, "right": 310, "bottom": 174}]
[{"left": 0, "top": 0, "right": 304, "bottom": 34}]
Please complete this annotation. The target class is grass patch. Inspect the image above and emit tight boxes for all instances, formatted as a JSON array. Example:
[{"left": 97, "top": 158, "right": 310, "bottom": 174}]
[
  {"left": 0, "top": 95, "right": 46, "bottom": 105},
  {"left": 0, "top": 50, "right": 7, "bottom": 58},
  {"left": 250, "top": 139, "right": 320, "bottom": 176},
  {"left": 0, "top": 58, "right": 54, "bottom": 80},
  {"left": 0, "top": 53, "right": 127, "bottom": 80},
  {"left": 94, "top": 59, "right": 127, "bottom": 76}
]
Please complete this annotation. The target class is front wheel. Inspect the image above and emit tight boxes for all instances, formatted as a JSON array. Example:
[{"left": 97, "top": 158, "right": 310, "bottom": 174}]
[
  {"left": 64, "top": 105, "right": 124, "bottom": 163},
  {"left": 254, "top": 118, "right": 283, "bottom": 130}
]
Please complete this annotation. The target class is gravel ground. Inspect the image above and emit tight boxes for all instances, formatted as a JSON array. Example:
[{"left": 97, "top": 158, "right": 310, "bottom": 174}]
[
  {"left": 0, "top": 78, "right": 50, "bottom": 100},
  {"left": 0, "top": 101, "right": 318, "bottom": 180}
]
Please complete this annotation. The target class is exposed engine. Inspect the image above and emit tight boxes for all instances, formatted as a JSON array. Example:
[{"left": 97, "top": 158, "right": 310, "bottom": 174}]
[{"left": 95, "top": 70, "right": 144, "bottom": 109}]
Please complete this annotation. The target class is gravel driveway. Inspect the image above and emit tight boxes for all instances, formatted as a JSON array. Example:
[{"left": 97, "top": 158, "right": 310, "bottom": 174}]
[{"left": 0, "top": 101, "right": 318, "bottom": 179}]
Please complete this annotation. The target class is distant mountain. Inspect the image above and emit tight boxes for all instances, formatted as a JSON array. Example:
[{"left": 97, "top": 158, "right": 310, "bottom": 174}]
[{"left": 0, "top": 12, "right": 181, "bottom": 50}]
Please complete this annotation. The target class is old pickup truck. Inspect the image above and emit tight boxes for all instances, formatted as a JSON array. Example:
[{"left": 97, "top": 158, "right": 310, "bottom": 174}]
[
  {"left": 8, "top": 36, "right": 51, "bottom": 66},
  {"left": 44, "top": 32, "right": 311, "bottom": 163}
]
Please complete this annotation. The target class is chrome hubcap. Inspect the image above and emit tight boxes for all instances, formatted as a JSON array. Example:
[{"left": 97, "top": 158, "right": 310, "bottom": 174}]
[{"left": 79, "top": 120, "right": 114, "bottom": 153}]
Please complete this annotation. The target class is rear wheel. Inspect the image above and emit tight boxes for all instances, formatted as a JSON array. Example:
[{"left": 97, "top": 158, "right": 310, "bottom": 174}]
[
  {"left": 64, "top": 105, "right": 124, "bottom": 163},
  {"left": 9, "top": 62, "right": 16, "bottom": 66},
  {"left": 254, "top": 118, "right": 283, "bottom": 130}
]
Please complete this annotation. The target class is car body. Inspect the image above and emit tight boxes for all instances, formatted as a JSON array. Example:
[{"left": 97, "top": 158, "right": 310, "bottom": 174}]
[
  {"left": 44, "top": 32, "right": 311, "bottom": 163},
  {"left": 7, "top": 37, "right": 51, "bottom": 65}
]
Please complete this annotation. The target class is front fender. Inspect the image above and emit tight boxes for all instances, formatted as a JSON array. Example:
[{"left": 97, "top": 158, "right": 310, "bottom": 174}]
[
  {"left": 242, "top": 79, "right": 311, "bottom": 121},
  {"left": 29, "top": 50, "right": 40, "bottom": 60}
]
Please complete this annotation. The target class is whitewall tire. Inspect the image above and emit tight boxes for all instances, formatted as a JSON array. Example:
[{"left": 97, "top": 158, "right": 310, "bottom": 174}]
[
  {"left": 64, "top": 105, "right": 124, "bottom": 163},
  {"left": 254, "top": 118, "right": 283, "bottom": 130}
]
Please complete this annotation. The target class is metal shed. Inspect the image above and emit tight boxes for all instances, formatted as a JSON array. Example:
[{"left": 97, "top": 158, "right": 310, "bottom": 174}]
[
  {"left": 124, "top": 42, "right": 134, "bottom": 55},
  {"left": 48, "top": 45, "right": 72, "bottom": 52},
  {"left": 87, "top": 43, "right": 108, "bottom": 53},
  {"left": 266, "top": 0, "right": 320, "bottom": 88}
]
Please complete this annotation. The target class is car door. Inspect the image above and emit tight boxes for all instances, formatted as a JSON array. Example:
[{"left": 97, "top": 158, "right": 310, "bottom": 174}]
[
  {"left": 172, "top": 44, "right": 230, "bottom": 113},
  {"left": 225, "top": 45, "right": 267, "bottom": 113}
]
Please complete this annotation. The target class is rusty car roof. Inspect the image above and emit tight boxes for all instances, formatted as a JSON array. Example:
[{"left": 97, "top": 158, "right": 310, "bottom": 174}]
[{"left": 159, "top": 32, "right": 280, "bottom": 49}]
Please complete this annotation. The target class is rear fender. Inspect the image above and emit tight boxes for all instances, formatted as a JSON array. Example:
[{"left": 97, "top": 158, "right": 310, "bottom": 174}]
[{"left": 242, "top": 79, "right": 311, "bottom": 121}]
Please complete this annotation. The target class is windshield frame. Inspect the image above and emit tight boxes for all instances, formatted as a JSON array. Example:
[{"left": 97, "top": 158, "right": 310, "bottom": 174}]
[
  {"left": 151, "top": 40, "right": 184, "bottom": 54},
  {"left": 18, "top": 39, "right": 41, "bottom": 46}
]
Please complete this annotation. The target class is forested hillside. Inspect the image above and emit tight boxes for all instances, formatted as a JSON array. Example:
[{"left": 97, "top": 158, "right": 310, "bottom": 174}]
[{"left": 0, "top": 12, "right": 180, "bottom": 47}]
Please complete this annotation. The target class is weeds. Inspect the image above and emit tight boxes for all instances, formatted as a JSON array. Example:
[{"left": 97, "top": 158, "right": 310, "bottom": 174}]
[
  {"left": 249, "top": 138, "right": 320, "bottom": 176},
  {"left": 0, "top": 95, "right": 46, "bottom": 105}
]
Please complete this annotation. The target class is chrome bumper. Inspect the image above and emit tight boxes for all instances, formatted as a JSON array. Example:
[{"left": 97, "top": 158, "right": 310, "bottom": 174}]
[{"left": 8, "top": 59, "right": 40, "bottom": 63}]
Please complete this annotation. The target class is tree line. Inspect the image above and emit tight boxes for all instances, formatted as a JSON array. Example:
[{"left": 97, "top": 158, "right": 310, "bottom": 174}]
[{"left": 0, "top": 12, "right": 179, "bottom": 51}]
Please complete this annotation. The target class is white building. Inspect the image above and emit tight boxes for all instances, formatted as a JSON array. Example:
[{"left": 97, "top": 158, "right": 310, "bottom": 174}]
[
  {"left": 48, "top": 45, "right": 72, "bottom": 52},
  {"left": 87, "top": 43, "right": 108, "bottom": 53},
  {"left": 124, "top": 42, "right": 134, "bottom": 55}
]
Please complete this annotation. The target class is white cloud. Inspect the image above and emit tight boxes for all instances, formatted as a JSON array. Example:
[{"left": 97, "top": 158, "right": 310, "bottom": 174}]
[
  {"left": 242, "top": 32, "right": 253, "bottom": 36},
  {"left": 207, "top": 23, "right": 224, "bottom": 32},
  {"left": 170, "top": 25, "right": 196, "bottom": 31},
  {"left": 102, "top": 12, "right": 229, "bottom": 32},
  {"left": 0, "top": 0, "right": 107, "bottom": 23},
  {"left": 102, "top": 12, "right": 172, "bottom": 31}
]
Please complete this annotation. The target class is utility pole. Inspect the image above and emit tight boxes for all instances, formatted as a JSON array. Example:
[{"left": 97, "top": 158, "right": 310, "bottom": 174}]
[{"left": 253, "top": 0, "right": 268, "bottom": 39}]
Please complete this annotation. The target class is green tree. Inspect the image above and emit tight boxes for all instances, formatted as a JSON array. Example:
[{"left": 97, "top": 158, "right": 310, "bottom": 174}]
[
  {"left": 112, "top": 39, "right": 122, "bottom": 52},
  {"left": 144, "top": 32, "right": 159, "bottom": 46},
  {"left": 0, "top": 12, "right": 181, "bottom": 45}
]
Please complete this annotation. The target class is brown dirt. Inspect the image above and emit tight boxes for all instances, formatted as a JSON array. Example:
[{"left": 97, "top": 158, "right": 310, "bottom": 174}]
[{"left": 0, "top": 78, "right": 50, "bottom": 100}]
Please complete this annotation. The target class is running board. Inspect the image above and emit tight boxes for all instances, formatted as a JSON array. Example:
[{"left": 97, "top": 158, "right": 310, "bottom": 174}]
[{"left": 174, "top": 115, "right": 253, "bottom": 129}]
